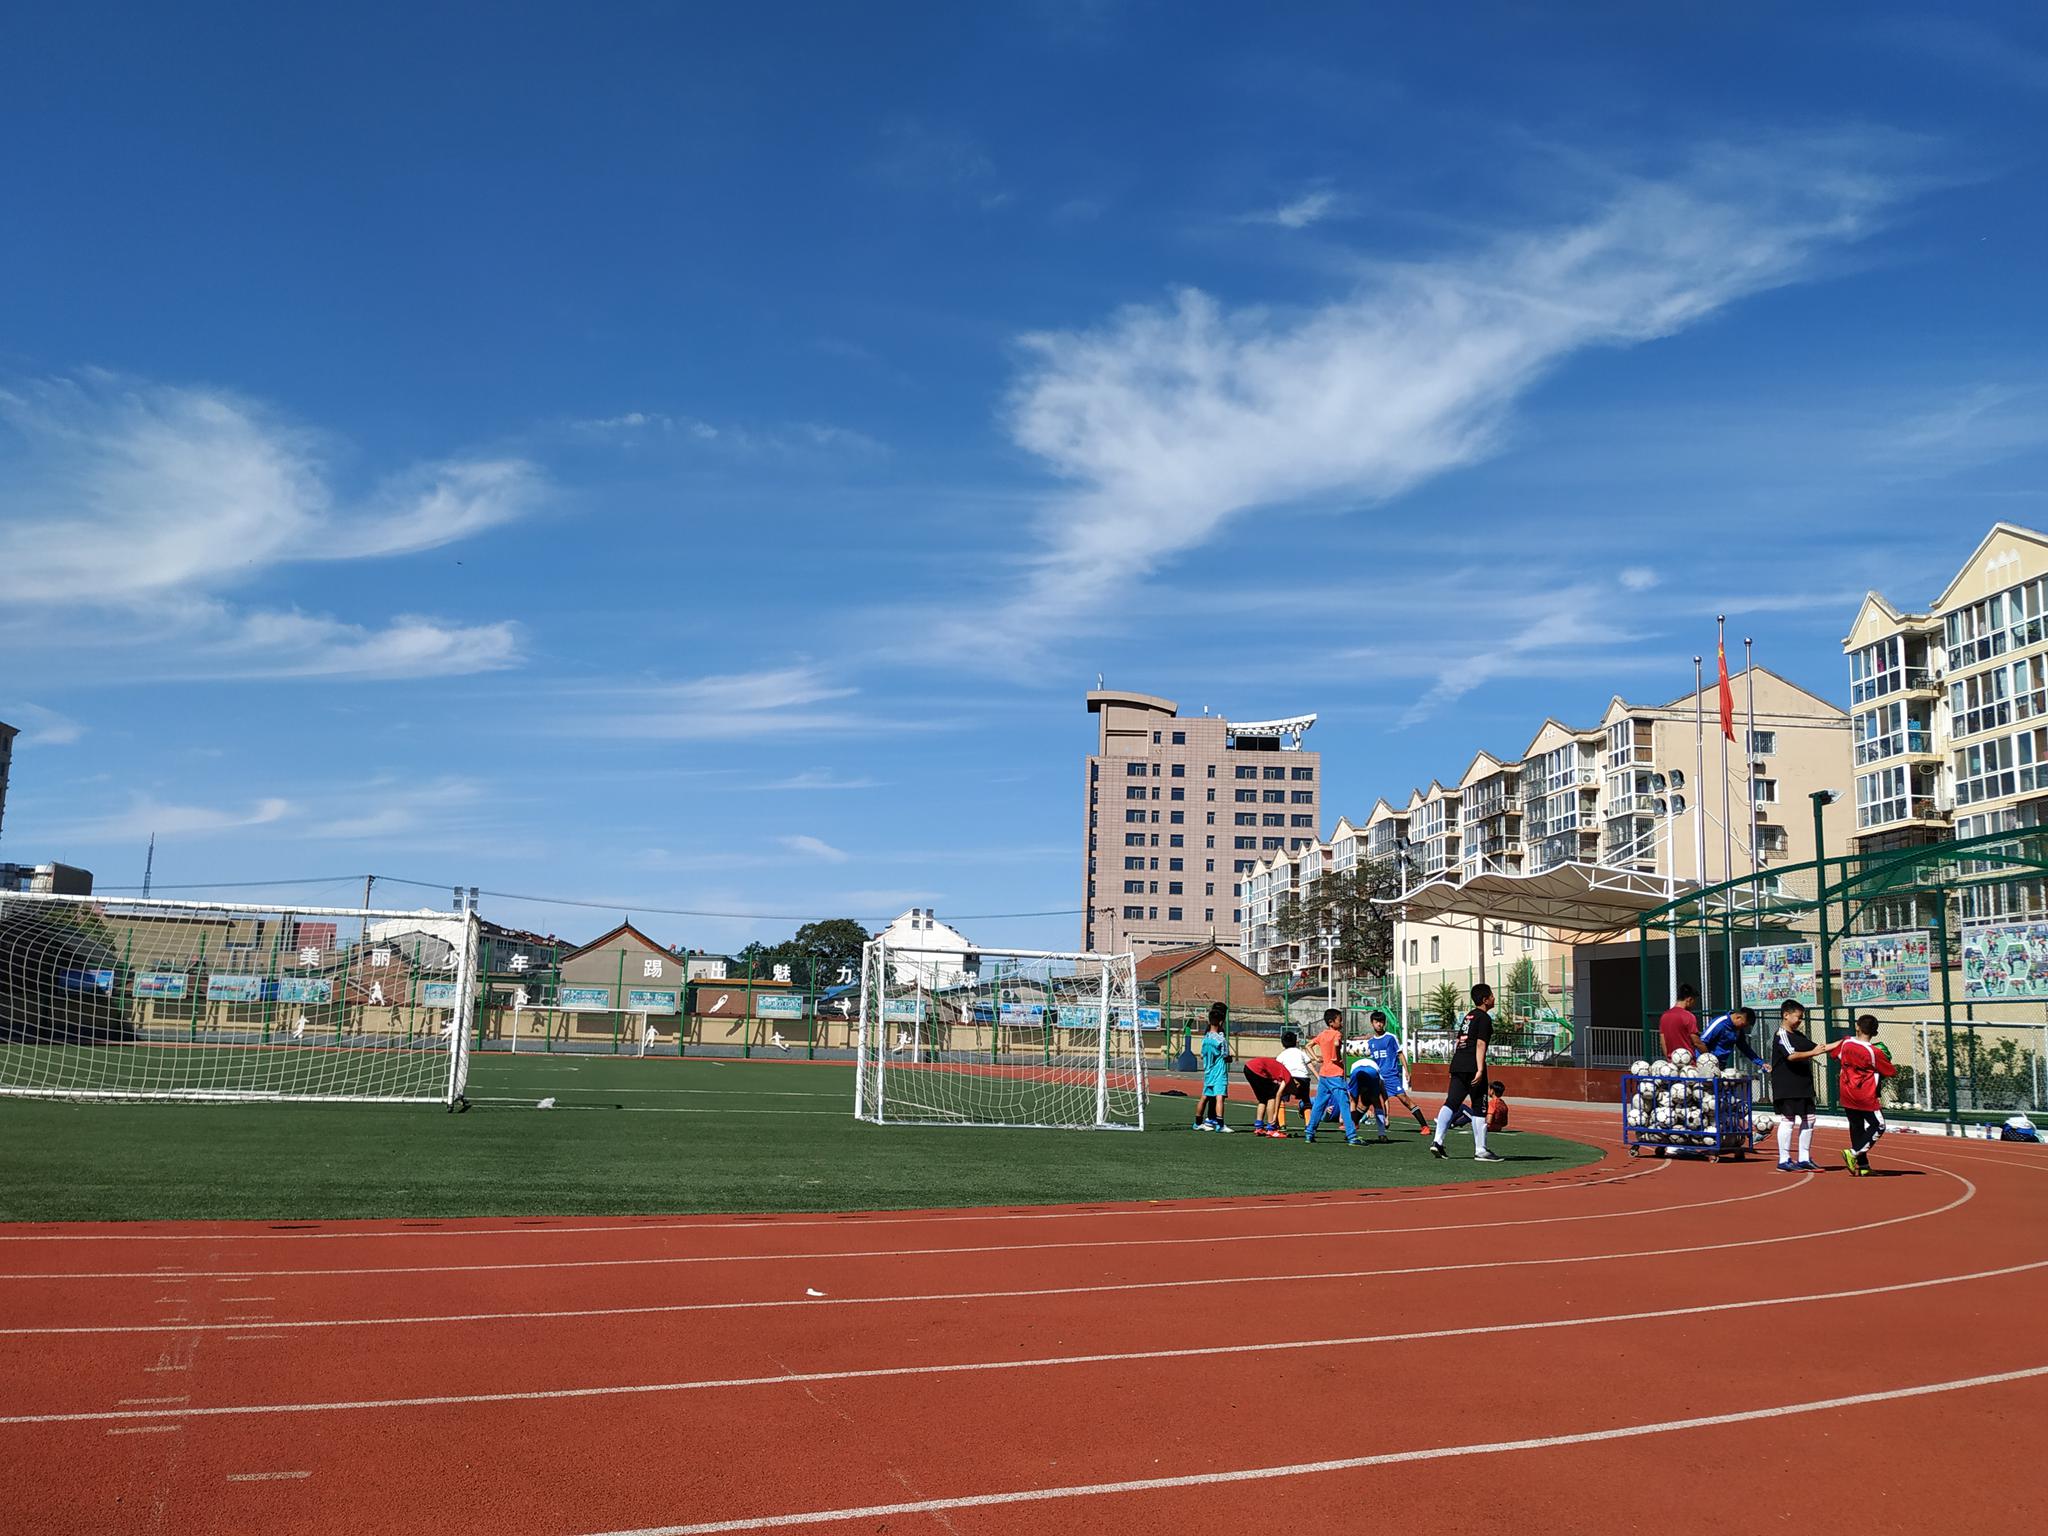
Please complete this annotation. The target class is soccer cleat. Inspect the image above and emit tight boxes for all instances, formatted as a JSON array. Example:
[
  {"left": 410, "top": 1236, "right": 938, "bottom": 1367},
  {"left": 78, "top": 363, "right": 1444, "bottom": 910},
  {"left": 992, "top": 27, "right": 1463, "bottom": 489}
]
[
  {"left": 1346, "top": 1137, "right": 1360, "bottom": 1146},
  {"left": 1216, "top": 1123, "right": 1235, "bottom": 1134},
  {"left": 1795, "top": 1160, "right": 1820, "bottom": 1171},
  {"left": 1419, "top": 1123, "right": 1433, "bottom": 1135},
  {"left": 1302, "top": 1136, "right": 1315, "bottom": 1144},
  {"left": 1429, "top": 1141, "right": 1447, "bottom": 1159},
  {"left": 1843, "top": 1149, "right": 1861, "bottom": 1176},
  {"left": 1777, "top": 1160, "right": 1798, "bottom": 1172},
  {"left": 1474, "top": 1150, "right": 1505, "bottom": 1162},
  {"left": 1375, "top": 1134, "right": 1391, "bottom": 1144}
]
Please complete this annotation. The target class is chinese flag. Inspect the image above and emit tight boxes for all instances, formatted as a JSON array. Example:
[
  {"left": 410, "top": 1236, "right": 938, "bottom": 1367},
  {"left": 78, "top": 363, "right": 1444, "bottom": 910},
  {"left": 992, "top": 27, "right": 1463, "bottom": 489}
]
[{"left": 1716, "top": 634, "right": 1736, "bottom": 742}]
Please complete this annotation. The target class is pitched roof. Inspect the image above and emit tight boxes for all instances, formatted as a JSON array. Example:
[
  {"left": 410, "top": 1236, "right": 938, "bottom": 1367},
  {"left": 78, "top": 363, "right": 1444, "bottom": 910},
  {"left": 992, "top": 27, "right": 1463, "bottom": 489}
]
[
  {"left": 563, "top": 921, "right": 672, "bottom": 960},
  {"left": 1135, "top": 942, "right": 1262, "bottom": 985}
]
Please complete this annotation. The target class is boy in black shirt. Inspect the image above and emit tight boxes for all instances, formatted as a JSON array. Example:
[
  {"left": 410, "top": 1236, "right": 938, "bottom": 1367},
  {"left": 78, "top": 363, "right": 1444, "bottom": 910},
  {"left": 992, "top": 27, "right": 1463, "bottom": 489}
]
[
  {"left": 1769, "top": 998, "right": 1828, "bottom": 1172},
  {"left": 1431, "top": 983, "right": 1503, "bottom": 1162}
]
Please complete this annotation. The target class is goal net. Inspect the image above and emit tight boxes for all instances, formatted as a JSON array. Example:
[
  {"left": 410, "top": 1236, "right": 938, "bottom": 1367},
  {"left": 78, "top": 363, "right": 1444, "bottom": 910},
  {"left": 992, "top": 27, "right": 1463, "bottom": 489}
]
[
  {"left": 854, "top": 939, "right": 1146, "bottom": 1129},
  {"left": 0, "top": 892, "right": 478, "bottom": 1105}
]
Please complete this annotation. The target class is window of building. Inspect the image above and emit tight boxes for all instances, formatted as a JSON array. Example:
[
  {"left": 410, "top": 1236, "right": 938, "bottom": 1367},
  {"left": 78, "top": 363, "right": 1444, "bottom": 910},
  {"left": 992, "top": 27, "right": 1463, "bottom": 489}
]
[
  {"left": 1171, "top": 731, "right": 1185, "bottom": 745},
  {"left": 1291, "top": 766, "right": 1314, "bottom": 781},
  {"left": 1168, "top": 882, "right": 1182, "bottom": 896},
  {"left": 1123, "top": 880, "right": 1144, "bottom": 894},
  {"left": 1262, "top": 766, "right": 1285, "bottom": 780},
  {"left": 1430, "top": 936, "right": 1440, "bottom": 963},
  {"left": 1124, "top": 833, "right": 1145, "bottom": 847},
  {"left": 1169, "top": 833, "right": 1184, "bottom": 847},
  {"left": 1261, "top": 789, "right": 1284, "bottom": 803},
  {"left": 1151, "top": 811, "right": 1160, "bottom": 823},
  {"left": 1126, "top": 763, "right": 1147, "bottom": 777},
  {"left": 1522, "top": 924, "right": 1535, "bottom": 951},
  {"left": 1124, "top": 856, "right": 1144, "bottom": 870},
  {"left": 1205, "top": 859, "right": 1214, "bottom": 871},
  {"left": 1235, "top": 859, "right": 1254, "bottom": 873},
  {"left": 1124, "top": 906, "right": 1143, "bottom": 919},
  {"left": 1205, "top": 788, "right": 1216, "bottom": 802},
  {"left": 1492, "top": 924, "right": 1503, "bottom": 955},
  {"left": 1747, "top": 730, "right": 1776, "bottom": 756},
  {"left": 1235, "top": 836, "right": 1256, "bottom": 850},
  {"left": 1204, "top": 882, "right": 1215, "bottom": 896},
  {"left": 1125, "top": 810, "right": 1146, "bottom": 824},
  {"left": 1147, "top": 881, "right": 1157, "bottom": 894},
  {"left": 1152, "top": 731, "right": 1161, "bottom": 744},
  {"left": 1169, "top": 810, "right": 1185, "bottom": 824},
  {"left": 1206, "top": 764, "right": 1216, "bottom": 778},
  {"left": 1262, "top": 813, "right": 1284, "bottom": 826},
  {"left": 1170, "top": 763, "right": 1185, "bottom": 778},
  {"left": 1169, "top": 857, "right": 1183, "bottom": 871},
  {"left": 1148, "top": 907, "right": 1158, "bottom": 919},
  {"left": 1263, "top": 837, "right": 1285, "bottom": 849},
  {"left": 1290, "top": 815, "right": 1314, "bottom": 828},
  {"left": 1170, "top": 787, "right": 1185, "bottom": 801},
  {"left": 1205, "top": 835, "right": 1215, "bottom": 848},
  {"left": 1235, "top": 789, "right": 1257, "bottom": 803},
  {"left": 1204, "top": 908, "right": 1214, "bottom": 922},
  {"left": 1753, "top": 778, "right": 1778, "bottom": 804},
  {"left": 1290, "top": 790, "right": 1314, "bottom": 804},
  {"left": 1150, "top": 834, "right": 1159, "bottom": 846},
  {"left": 1235, "top": 765, "right": 1258, "bottom": 779},
  {"left": 1205, "top": 812, "right": 1216, "bottom": 825},
  {"left": 1148, "top": 857, "right": 1158, "bottom": 870}
]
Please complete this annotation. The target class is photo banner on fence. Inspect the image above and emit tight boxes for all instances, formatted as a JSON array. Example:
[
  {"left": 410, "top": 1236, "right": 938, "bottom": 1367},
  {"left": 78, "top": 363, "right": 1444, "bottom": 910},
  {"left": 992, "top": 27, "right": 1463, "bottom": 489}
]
[
  {"left": 1739, "top": 942, "right": 1817, "bottom": 1010},
  {"left": 1840, "top": 930, "right": 1933, "bottom": 1008},
  {"left": 1961, "top": 920, "right": 2048, "bottom": 1002}
]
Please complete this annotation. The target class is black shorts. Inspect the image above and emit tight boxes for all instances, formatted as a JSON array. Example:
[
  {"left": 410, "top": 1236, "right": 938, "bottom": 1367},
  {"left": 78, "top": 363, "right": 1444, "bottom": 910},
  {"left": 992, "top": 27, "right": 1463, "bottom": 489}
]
[
  {"left": 1243, "top": 1066, "right": 1280, "bottom": 1099},
  {"left": 1773, "top": 1095, "right": 1815, "bottom": 1120},
  {"left": 1444, "top": 1072, "right": 1485, "bottom": 1115},
  {"left": 1280, "top": 1077, "right": 1310, "bottom": 1102},
  {"left": 1350, "top": 1073, "right": 1386, "bottom": 1108}
]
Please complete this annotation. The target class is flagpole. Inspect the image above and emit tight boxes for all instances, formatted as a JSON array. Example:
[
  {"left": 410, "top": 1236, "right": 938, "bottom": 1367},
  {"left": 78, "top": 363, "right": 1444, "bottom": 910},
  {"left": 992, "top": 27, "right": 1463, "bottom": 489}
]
[
  {"left": 1695, "top": 655, "right": 1709, "bottom": 1014},
  {"left": 1745, "top": 637, "right": 1759, "bottom": 877},
  {"left": 1719, "top": 616, "right": 1736, "bottom": 1012}
]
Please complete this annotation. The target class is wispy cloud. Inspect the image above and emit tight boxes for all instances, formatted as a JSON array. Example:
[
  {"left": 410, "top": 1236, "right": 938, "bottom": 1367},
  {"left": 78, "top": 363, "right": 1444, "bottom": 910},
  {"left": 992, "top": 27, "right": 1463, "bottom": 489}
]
[
  {"left": 872, "top": 118, "right": 1011, "bottom": 210},
  {"left": 42, "top": 794, "right": 294, "bottom": 845},
  {"left": 778, "top": 834, "right": 850, "bottom": 863},
  {"left": 1240, "top": 187, "right": 1340, "bottom": 229},
  {"left": 0, "top": 373, "right": 539, "bottom": 681},
  {"left": 753, "top": 771, "right": 883, "bottom": 791},
  {"left": 1619, "top": 567, "right": 1660, "bottom": 592},
  {"left": 566, "top": 411, "right": 885, "bottom": 457},
  {"left": 943, "top": 134, "right": 1922, "bottom": 670},
  {"left": 0, "top": 702, "right": 85, "bottom": 746},
  {"left": 574, "top": 665, "right": 903, "bottom": 741}
]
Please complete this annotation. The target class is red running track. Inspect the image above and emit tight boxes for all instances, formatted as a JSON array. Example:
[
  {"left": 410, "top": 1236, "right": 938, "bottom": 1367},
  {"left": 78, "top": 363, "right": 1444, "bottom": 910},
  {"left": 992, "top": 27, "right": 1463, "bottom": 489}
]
[{"left": 0, "top": 1106, "right": 2040, "bottom": 1535}]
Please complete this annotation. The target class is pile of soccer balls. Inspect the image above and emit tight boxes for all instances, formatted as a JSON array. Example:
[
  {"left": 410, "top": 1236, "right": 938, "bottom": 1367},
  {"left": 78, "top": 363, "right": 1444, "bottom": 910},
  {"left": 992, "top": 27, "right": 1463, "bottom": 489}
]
[{"left": 1624, "top": 1047, "right": 1750, "bottom": 1144}]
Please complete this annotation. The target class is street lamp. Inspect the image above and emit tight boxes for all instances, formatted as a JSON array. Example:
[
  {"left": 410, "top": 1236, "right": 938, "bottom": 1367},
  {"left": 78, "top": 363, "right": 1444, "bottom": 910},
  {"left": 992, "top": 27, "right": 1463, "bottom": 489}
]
[{"left": 1810, "top": 789, "right": 1840, "bottom": 1040}]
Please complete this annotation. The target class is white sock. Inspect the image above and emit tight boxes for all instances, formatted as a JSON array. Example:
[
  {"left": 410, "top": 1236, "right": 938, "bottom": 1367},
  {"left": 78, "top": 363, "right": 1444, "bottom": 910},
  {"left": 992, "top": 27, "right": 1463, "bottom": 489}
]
[
  {"left": 1798, "top": 1122, "right": 1815, "bottom": 1163},
  {"left": 1375, "top": 1112, "right": 1388, "bottom": 1133},
  {"left": 1777, "top": 1119, "right": 1794, "bottom": 1162},
  {"left": 1432, "top": 1106, "right": 1453, "bottom": 1142},
  {"left": 1471, "top": 1116, "right": 1490, "bottom": 1156}
]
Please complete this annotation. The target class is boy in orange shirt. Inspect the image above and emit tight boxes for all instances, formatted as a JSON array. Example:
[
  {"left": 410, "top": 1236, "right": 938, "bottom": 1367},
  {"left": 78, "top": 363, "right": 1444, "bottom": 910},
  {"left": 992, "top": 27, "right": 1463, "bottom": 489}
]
[{"left": 1300, "top": 1008, "right": 1359, "bottom": 1145}]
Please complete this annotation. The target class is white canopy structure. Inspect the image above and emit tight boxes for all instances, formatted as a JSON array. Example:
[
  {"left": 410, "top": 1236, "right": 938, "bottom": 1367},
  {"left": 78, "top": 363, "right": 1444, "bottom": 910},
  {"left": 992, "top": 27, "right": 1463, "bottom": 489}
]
[{"left": 1386, "top": 863, "right": 1688, "bottom": 943}]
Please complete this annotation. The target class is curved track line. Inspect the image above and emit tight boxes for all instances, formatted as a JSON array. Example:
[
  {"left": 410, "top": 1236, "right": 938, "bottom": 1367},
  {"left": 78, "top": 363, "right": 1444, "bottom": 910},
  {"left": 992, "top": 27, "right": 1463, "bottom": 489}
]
[
  {"left": 0, "top": 1149, "right": 1648, "bottom": 1244},
  {"left": 2, "top": 1249, "right": 2034, "bottom": 1426},
  {"left": 0, "top": 1162, "right": 1982, "bottom": 1336},
  {"left": 578, "top": 1363, "right": 2048, "bottom": 1535},
  {"left": 16, "top": 1167, "right": 1824, "bottom": 1284}
]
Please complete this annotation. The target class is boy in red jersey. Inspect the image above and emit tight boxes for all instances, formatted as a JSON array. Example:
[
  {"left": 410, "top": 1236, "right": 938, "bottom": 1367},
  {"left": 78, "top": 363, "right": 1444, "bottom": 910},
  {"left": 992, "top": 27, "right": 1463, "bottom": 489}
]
[{"left": 1828, "top": 1014, "right": 1897, "bottom": 1176}]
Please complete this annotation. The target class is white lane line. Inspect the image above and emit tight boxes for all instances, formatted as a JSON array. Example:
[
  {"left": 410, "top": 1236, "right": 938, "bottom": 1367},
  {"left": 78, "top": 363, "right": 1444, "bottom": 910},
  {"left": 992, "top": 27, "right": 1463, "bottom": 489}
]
[
  {"left": 118, "top": 1396, "right": 188, "bottom": 1405},
  {"left": 4, "top": 1248, "right": 2031, "bottom": 1428},
  {"left": 226, "top": 1334, "right": 286, "bottom": 1342},
  {"left": 0, "top": 1158, "right": 1650, "bottom": 1246},
  {"left": 10, "top": 1169, "right": 1797, "bottom": 1285},
  {"left": 218, "top": 1296, "right": 274, "bottom": 1303},
  {"left": 226, "top": 1471, "right": 310, "bottom": 1482},
  {"left": 106, "top": 1425, "right": 181, "bottom": 1436},
  {"left": 3, "top": 1167, "right": 1990, "bottom": 1338},
  {"left": 583, "top": 1363, "right": 2048, "bottom": 1535}
]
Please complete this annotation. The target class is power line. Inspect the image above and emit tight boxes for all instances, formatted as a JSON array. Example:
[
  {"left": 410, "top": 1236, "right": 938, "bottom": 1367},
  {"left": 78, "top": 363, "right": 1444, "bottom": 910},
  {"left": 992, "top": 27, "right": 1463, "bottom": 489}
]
[{"left": 97, "top": 872, "right": 1082, "bottom": 924}]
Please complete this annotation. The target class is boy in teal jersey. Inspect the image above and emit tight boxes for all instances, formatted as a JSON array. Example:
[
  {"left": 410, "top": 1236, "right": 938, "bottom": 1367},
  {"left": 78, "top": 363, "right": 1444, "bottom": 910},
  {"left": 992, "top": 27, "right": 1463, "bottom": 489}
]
[{"left": 1194, "top": 1003, "right": 1233, "bottom": 1131}]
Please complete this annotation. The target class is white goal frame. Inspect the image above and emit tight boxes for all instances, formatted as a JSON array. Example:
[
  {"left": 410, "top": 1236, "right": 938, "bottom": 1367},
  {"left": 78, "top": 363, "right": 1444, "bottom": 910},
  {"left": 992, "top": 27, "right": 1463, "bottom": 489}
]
[
  {"left": 854, "top": 938, "right": 1145, "bottom": 1130},
  {"left": 0, "top": 891, "right": 479, "bottom": 1106}
]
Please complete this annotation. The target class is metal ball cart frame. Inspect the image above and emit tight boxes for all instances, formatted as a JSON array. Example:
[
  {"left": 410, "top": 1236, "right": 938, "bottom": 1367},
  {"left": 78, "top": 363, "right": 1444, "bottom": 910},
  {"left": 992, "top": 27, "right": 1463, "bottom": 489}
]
[{"left": 1622, "top": 1072, "right": 1755, "bottom": 1161}]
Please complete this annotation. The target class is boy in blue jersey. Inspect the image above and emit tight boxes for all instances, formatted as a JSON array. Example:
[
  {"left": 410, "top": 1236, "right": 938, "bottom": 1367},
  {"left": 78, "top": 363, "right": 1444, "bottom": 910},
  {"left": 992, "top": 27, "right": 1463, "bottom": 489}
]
[
  {"left": 1362, "top": 1011, "right": 1431, "bottom": 1135},
  {"left": 1346, "top": 1046, "right": 1390, "bottom": 1142},
  {"left": 1698, "top": 1006, "right": 1763, "bottom": 1068}
]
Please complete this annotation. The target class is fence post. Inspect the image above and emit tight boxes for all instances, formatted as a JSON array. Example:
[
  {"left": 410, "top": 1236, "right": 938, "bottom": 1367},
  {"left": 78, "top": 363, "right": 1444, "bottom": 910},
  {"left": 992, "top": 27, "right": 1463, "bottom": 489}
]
[{"left": 1933, "top": 899, "right": 1960, "bottom": 1129}]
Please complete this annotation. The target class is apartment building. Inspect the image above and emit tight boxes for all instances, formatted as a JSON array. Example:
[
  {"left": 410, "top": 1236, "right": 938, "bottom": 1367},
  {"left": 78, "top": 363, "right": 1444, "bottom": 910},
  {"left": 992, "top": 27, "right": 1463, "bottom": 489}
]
[
  {"left": 1082, "top": 689, "right": 1319, "bottom": 960},
  {"left": 1843, "top": 524, "right": 2048, "bottom": 884}
]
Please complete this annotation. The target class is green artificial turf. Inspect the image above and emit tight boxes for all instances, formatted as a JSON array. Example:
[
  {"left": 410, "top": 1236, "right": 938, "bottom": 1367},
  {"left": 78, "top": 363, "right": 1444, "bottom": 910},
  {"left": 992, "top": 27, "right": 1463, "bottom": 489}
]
[{"left": 0, "top": 1055, "right": 1601, "bottom": 1223}]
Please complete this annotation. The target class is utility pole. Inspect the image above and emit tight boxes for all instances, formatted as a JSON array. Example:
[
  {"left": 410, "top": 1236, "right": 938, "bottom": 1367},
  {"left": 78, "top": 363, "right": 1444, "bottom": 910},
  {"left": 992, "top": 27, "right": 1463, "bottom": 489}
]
[{"left": 141, "top": 833, "right": 155, "bottom": 898}]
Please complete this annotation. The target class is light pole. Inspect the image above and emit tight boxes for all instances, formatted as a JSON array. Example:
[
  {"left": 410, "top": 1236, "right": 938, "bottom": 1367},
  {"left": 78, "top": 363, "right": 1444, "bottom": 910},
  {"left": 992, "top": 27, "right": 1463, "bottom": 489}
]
[{"left": 1810, "top": 789, "right": 1840, "bottom": 1041}]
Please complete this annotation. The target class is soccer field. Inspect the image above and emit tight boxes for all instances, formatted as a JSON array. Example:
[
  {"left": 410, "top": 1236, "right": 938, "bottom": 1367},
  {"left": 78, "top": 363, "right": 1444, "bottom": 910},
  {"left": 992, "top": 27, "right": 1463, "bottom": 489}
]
[{"left": 0, "top": 1055, "right": 1599, "bottom": 1223}]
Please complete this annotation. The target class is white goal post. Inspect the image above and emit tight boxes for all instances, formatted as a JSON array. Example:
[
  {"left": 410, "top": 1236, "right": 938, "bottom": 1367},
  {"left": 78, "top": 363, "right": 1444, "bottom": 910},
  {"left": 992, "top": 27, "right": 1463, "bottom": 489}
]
[
  {"left": 0, "top": 891, "right": 479, "bottom": 1106},
  {"left": 854, "top": 938, "right": 1146, "bottom": 1129}
]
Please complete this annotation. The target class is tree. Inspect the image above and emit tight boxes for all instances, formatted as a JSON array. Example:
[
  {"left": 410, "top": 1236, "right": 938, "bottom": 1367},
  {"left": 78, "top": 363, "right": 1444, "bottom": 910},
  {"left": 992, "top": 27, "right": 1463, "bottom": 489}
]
[
  {"left": 1426, "top": 978, "right": 1466, "bottom": 1032},
  {"left": 1275, "top": 860, "right": 1401, "bottom": 980},
  {"left": 1503, "top": 955, "right": 1543, "bottom": 1021},
  {"left": 787, "top": 918, "right": 871, "bottom": 989}
]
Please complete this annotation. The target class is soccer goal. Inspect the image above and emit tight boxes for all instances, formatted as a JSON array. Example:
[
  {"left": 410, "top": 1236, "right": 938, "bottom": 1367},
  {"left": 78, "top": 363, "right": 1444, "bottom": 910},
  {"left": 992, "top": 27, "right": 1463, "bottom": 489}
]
[
  {"left": 0, "top": 892, "right": 478, "bottom": 1106},
  {"left": 854, "top": 939, "right": 1146, "bottom": 1129}
]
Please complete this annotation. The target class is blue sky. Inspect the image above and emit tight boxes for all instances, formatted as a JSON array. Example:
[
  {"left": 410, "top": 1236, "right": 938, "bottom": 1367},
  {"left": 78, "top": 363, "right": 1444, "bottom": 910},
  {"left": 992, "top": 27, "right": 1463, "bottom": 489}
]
[{"left": 3, "top": 3, "right": 2046, "bottom": 952}]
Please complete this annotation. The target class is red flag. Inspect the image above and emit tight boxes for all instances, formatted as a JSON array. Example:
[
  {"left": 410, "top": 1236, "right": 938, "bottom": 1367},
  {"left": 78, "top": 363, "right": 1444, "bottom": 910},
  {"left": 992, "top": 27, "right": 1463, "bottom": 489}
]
[{"left": 1716, "top": 633, "right": 1736, "bottom": 742}]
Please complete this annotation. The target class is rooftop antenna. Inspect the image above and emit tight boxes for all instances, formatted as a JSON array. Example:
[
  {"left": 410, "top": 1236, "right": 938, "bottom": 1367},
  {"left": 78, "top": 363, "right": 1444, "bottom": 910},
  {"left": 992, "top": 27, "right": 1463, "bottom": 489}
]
[
  {"left": 141, "top": 832, "right": 155, "bottom": 897},
  {"left": 1096, "top": 672, "right": 1104, "bottom": 689}
]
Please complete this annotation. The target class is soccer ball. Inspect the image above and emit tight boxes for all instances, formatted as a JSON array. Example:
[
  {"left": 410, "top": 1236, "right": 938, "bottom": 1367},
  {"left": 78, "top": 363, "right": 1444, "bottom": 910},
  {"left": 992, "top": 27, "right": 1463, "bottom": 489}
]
[
  {"left": 1631, "top": 1059, "right": 1651, "bottom": 1076},
  {"left": 1721, "top": 1067, "right": 1744, "bottom": 1081},
  {"left": 1653, "top": 1105, "right": 1672, "bottom": 1126},
  {"left": 1653, "top": 1059, "right": 1673, "bottom": 1076},
  {"left": 1697, "top": 1052, "right": 1719, "bottom": 1071},
  {"left": 1752, "top": 1111, "right": 1777, "bottom": 1135},
  {"left": 1671, "top": 1048, "right": 1694, "bottom": 1068}
]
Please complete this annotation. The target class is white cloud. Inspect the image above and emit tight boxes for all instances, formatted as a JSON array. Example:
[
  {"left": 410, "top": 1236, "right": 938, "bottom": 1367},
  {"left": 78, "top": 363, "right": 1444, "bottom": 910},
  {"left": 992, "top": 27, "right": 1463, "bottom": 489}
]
[
  {"left": 0, "top": 702, "right": 84, "bottom": 746},
  {"left": 778, "top": 834, "right": 850, "bottom": 863},
  {"left": 0, "top": 373, "right": 540, "bottom": 680},
  {"left": 952, "top": 136, "right": 1917, "bottom": 667},
  {"left": 566, "top": 410, "right": 884, "bottom": 457},
  {"left": 1241, "top": 188, "right": 1339, "bottom": 229},
  {"left": 579, "top": 665, "right": 917, "bottom": 741},
  {"left": 1619, "top": 567, "right": 1660, "bottom": 591},
  {"left": 43, "top": 794, "right": 293, "bottom": 845},
  {"left": 753, "top": 771, "right": 883, "bottom": 791}
]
